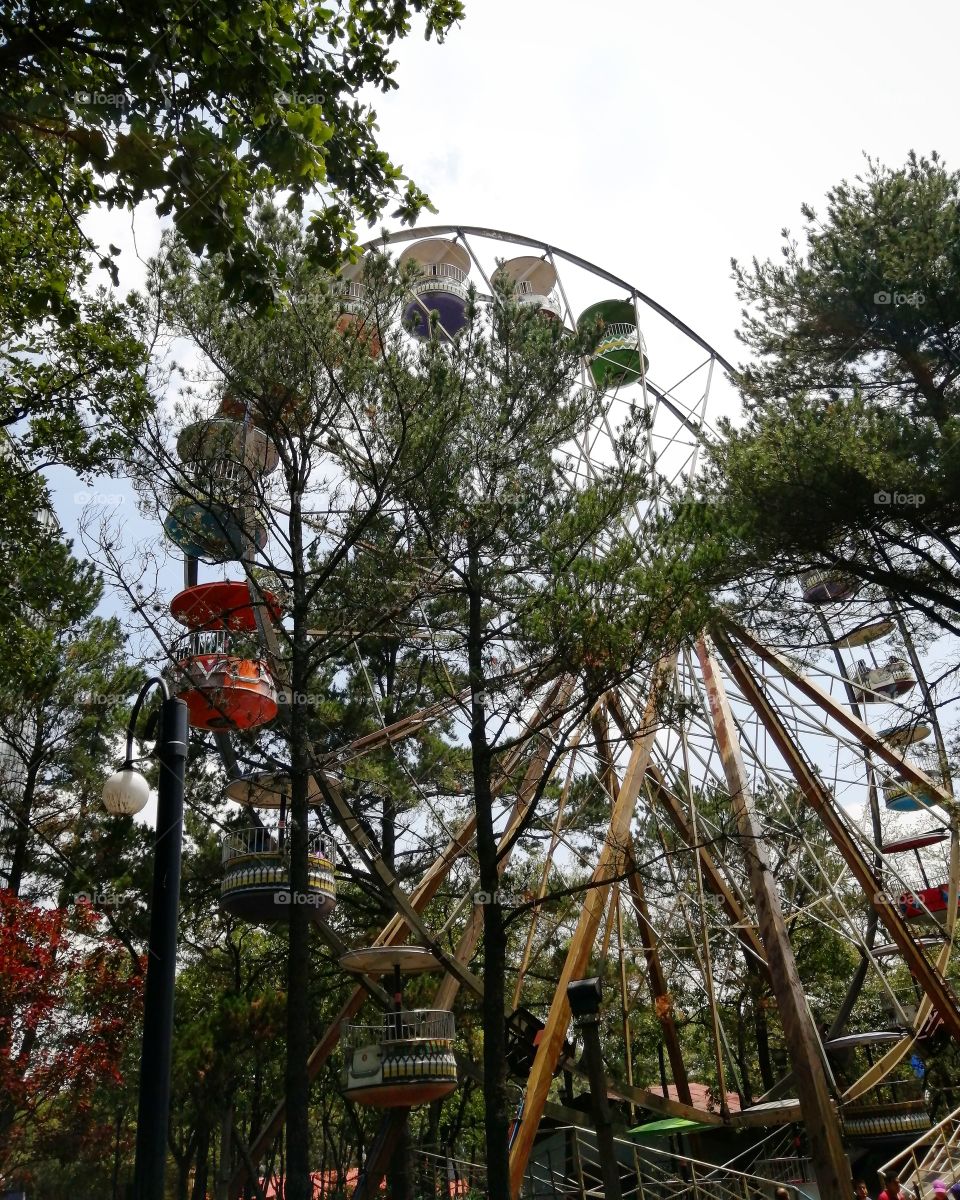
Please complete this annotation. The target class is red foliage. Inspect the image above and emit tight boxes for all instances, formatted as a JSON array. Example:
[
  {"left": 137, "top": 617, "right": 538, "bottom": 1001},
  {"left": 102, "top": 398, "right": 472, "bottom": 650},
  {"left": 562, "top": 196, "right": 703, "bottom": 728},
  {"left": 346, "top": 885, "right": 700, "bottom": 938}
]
[{"left": 0, "top": 888, "right": 143, "bottom": 1175}]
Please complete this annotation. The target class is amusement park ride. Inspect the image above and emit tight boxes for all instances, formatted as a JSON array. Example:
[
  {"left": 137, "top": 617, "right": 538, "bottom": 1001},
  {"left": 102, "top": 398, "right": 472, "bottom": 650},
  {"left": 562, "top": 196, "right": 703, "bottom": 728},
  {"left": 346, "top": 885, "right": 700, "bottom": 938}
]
[{"left": 142, "top": 227, "right": 960, "bottom": 1200}]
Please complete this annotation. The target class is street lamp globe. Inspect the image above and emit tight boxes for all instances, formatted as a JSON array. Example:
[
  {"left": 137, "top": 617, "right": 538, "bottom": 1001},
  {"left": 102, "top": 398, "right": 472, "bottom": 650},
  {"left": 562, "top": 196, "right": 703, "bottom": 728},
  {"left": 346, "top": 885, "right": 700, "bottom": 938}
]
[{"left": 103, "top": 765, "right": 150, "bottom": 815}]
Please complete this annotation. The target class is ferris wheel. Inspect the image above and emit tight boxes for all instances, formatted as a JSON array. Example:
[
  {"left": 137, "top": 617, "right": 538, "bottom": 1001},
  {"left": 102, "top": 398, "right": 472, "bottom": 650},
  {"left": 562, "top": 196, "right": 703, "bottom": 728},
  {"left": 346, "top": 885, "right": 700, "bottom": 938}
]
[{"left": 143, "top": 225, "right": 960, "bottom": 1200}]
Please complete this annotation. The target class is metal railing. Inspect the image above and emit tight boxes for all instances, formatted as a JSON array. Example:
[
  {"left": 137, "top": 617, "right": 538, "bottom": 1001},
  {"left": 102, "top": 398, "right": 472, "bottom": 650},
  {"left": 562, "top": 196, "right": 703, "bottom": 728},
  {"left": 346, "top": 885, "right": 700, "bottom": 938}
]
[
  {"left": 419, "top": 262, "right": 468, "bottom": 283},
  {"left": 408, "top": 1150, "right": 486, "bottom": 1197},
  {"left": 522, "top": 1125, "right": 816, "bottom": 1200},
  {"left": 879, "top": 1100, "right": 960, "bottom": 1197},
  {"left": 596, "top": 321, "right": 639, "bottom": 346},
  {"left": 800, "top": 566, "right": 852, "bottom": 588},
  {"left": 752, "top": 1157, "right": 813, "bottom": 1184},
  {"left": 343, "top": 1008, "right": 455, "bottom": 1050},
  {"left": 221, "top": 826, "right": 334, "bottom": 865},
  {"left": 174, "top": 628, "right": 251, "bottom": 657}
]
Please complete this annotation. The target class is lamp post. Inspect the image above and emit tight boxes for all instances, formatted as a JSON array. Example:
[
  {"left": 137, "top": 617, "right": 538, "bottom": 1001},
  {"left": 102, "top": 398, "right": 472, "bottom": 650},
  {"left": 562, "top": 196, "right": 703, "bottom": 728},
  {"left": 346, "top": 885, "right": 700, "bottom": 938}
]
[
  {"left": 567, "top": 977, "right": 623, "bottom": 1200},
  {"left": 103, "top": 679, "right": 189, "bottom": 1200}
]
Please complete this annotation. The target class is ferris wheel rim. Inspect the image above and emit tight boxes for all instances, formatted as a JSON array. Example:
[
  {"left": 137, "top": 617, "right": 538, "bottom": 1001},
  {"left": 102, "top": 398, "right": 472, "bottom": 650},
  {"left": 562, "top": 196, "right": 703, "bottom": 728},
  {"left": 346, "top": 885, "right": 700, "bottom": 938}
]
[{"left": 366, "top": 223, "right": 739, "bottom": 379}]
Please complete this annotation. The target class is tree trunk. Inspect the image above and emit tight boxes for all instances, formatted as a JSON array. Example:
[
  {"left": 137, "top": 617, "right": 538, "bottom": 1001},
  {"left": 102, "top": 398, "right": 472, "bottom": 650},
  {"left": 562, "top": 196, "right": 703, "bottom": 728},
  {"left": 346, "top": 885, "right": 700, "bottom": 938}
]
[
  {"left": 382, "top": 790, "right": 396, "bottom": 875},
  {"left": 749, "top": 964, "right": 775, "bottom": 1092},
  {"left": 467, "top": 543, "right": 511, "bottom": 1200},
  {"left": 215, "top": 1106, "right": 233, "bottom": 1200},
  {"left": 385, "top": 1112, "right": 413, "bottom": 1200},
  {"left": 192, "top": 1121, "right": 211, "bottom": 1200},
  {"left": 285, "top": 492, "right": 313, "bottom": 1200},
  {"left": 6, "top": 755, "right": 41, "bottom": 897}
]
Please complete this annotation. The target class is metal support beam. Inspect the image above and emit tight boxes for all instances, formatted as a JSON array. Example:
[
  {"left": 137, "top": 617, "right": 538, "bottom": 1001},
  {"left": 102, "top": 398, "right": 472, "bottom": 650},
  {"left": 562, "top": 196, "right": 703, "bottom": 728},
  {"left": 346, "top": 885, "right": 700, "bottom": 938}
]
[
  {"left": 606, "top": 694, "right": 769, "bottom": 971},
  {"left": 697, "top": 635, "right": 850, "bottom": 1200},
  {"left": 712, "top": 624, "right": 960, "bottom": 1042},
  {"left": 726, "top": 620, "right": 954, "bottom": 807}
]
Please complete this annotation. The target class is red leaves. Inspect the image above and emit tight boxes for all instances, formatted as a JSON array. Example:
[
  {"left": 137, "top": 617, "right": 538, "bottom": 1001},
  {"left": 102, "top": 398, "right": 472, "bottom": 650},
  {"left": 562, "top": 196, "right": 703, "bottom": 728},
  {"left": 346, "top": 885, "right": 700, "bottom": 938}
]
[{"left": 0, "top": 888, "right": 142, "bottom": 1171}]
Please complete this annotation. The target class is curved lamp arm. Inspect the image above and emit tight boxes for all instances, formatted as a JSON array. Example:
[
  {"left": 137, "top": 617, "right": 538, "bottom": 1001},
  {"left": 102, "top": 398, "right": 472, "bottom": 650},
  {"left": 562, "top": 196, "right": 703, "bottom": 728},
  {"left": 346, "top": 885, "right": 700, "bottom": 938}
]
[{"left": 121, "top": 677, "right": 173, "bottom": 768}]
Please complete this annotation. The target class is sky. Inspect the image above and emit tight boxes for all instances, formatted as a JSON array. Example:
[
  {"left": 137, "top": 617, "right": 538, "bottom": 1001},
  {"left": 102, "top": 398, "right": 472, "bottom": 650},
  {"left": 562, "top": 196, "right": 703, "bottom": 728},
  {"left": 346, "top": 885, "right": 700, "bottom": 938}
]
[
  {"left": 63, "top": 0, "right": 960, "bottom": 826},
  {"left": 78, "top": 0, "right": 960, "bottom": 443},
  {"left": 69, "top": 0, "right": 960, "bottom": 581},
  {"left": 366, "top": 0, "right": 959, "bottom": 360}
]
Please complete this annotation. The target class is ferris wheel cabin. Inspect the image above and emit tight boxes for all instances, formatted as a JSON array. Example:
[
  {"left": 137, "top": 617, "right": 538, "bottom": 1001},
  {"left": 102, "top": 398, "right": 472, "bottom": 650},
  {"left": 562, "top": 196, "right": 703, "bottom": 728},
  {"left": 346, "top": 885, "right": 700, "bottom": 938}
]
[
  {"left": 493, "top": 256, "right": 562, "bottom": 321},
  {"left": 341, "top": 1009, "right": 458, "bottom": 1107},
  {"left": 399, "top": 238, "right": 471, "bottom": 340},
  {"left": 220, "top": 825, "right": 336, "bottom": 924},
  {"left": 798, "top": 567, "right": 859, "bottom": 605},
  {"left": 577, "top": 298, "right": 648, "bottom": 391}
]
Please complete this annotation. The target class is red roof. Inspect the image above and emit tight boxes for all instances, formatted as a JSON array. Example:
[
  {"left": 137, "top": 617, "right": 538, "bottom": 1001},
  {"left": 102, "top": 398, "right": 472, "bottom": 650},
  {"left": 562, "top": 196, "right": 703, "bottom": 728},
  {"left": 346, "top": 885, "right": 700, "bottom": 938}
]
[
  {"left": 262, "top": 1171, "right": 373, "bottom": 1198},
  {"left": 261, "top": 1170, "right": 471, "bottom": 1197},
  {"left": 645, "top": 1081, "right": 742, "bottom": 1114}
]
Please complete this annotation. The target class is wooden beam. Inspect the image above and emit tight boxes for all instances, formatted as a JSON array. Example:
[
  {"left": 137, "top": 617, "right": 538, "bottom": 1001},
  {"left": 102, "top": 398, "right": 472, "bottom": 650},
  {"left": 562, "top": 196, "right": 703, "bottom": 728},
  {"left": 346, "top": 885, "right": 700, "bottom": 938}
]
[
  {"left": 508, "top": 668, "right": 670, "bottom": 1198},
  {"left": 697, "top": 634, "right": 850, "bottom": 1200},
  {"left": 606, "top": 694, "right": 769, "bottom": 972},
  {"left": 726, "top": 620, "right": 954, "bottom": 807},
  {"left": 713, "top": 624, "right": 960, "bottom": 1044}
]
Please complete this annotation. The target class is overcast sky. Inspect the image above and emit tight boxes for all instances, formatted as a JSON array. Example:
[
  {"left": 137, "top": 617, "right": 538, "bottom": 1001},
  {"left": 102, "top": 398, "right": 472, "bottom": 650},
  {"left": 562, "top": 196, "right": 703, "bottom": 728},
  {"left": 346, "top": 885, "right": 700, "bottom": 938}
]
[
  {"left": 87, "top": 0, "right": 960, "bottom": 365},
  {"left": 68, "top": 0, "right": 960, "bottom": 825},
  {"left": 375, "top": 0, "right": 960, "bottom": 357},
  {"left": 68, "top": 0, "right": 960, "bottom": 603}
]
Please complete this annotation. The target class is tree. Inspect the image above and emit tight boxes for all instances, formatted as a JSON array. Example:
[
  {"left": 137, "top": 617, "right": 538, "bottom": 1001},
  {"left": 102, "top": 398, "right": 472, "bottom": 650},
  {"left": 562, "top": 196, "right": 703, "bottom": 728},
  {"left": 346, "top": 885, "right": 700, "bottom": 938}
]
[
  {"left": 0, "top": 135, "right": 152, "bottom": 664},
  {"left": 671, "top": 152, "right": 960, "bottom": 638},
  {"left": 0, "top": 890, "right": 142, "bottom": 1190},
  {"left": 115, "top": 212, "right": 710, "bottom": 1199},
  {"left": 380, "top": 280, "right": 707, "bottom": 1198},
  {"left": 0, "top": 0, "right": 463, "bottom": 302},
  {"left": 0, "top": 544, "right": 142, "bottom": 903},
  {"left": 121, "top": 213, "right": 466, "bottom": 1200}
]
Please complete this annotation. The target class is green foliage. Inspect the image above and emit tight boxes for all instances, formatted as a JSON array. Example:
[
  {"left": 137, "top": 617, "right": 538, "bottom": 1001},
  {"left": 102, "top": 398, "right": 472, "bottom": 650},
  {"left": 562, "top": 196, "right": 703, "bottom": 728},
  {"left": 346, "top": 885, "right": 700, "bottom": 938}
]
[
  {"left": 0, "top": 0, "right": 464, "bottom": 302},
  {"left": 733, "top": 151, "right": 960, "bottom": 421},
  {"left": 0, "top": 134, "right": 152, "bottom": 678},
  {"left": 0, "top": 136, "right": 151, "bottom": 466},
  {"left": 0, "top": 537, "right": 146, "bottom": 905},
  {"left": 662, "top": 151, "right": 960, "bottom": 635}
]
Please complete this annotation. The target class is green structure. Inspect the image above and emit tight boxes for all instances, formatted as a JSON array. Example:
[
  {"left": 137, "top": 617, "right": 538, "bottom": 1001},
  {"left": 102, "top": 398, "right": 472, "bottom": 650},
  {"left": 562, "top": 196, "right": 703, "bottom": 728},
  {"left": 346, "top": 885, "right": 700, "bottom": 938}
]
[{"left": 577, "top": 298, "right": 648, "bottom": 391}]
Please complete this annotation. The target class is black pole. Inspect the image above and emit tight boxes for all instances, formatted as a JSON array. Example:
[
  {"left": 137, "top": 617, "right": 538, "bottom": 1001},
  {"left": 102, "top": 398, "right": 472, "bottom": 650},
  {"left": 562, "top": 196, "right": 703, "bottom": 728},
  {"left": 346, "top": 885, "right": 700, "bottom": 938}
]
[
  {"left": 132, "top": 694, "right": 189, "bottom": 1200},
  {"left": 578, "top": 1015, "right": 624, "bottom": 1200}
]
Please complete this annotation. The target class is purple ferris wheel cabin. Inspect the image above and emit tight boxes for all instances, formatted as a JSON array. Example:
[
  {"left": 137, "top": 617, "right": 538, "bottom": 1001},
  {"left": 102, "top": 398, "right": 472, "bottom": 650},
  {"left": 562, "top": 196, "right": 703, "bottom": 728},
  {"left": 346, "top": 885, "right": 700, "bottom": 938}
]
[{"left": 398, "top": 237, "right": 472, "bottom": 340}]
